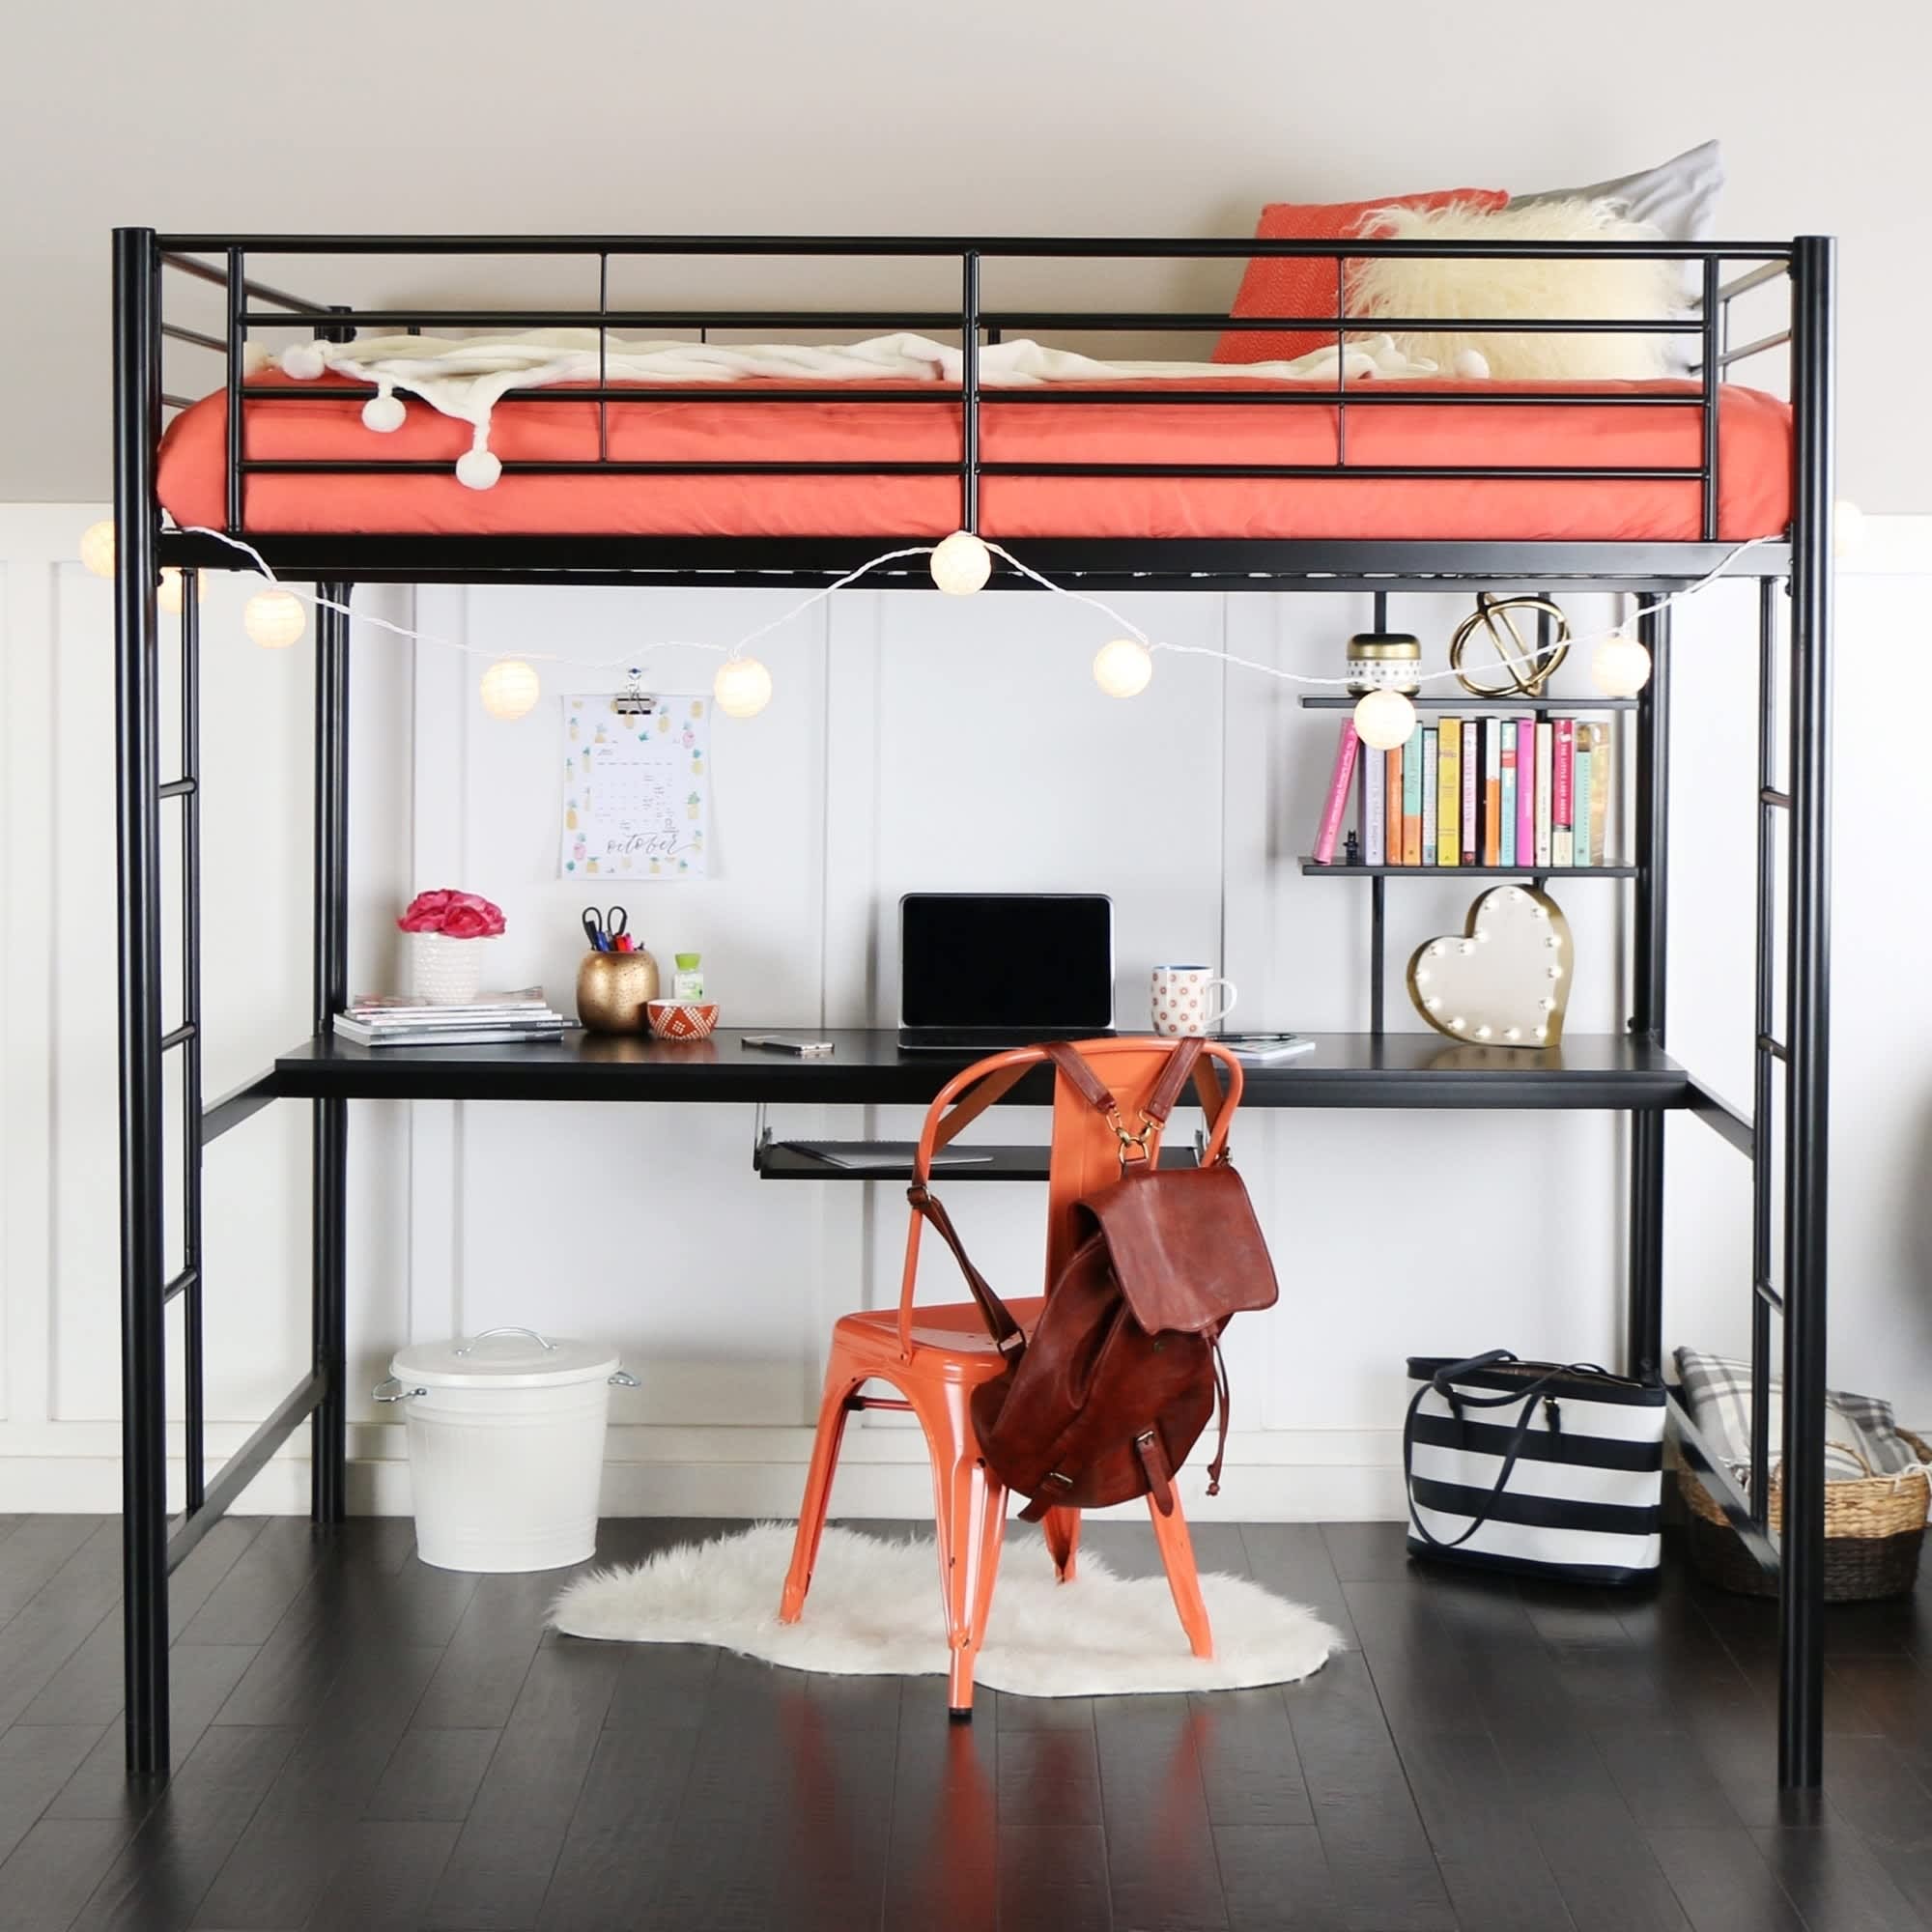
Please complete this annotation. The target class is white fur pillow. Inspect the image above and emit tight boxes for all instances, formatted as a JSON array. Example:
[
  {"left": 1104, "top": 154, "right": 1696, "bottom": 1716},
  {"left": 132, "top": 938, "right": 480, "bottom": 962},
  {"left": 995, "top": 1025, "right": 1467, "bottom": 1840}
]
[{"left": 1350, "top": 198, "right": 1682, "bottom": 383}]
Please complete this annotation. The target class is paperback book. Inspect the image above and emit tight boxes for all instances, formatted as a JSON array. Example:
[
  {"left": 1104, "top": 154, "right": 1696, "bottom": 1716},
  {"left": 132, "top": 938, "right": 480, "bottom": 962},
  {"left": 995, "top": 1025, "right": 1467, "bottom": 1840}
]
[{"left": 1309, "top": 714, "right": 1615, "bottom": 869}]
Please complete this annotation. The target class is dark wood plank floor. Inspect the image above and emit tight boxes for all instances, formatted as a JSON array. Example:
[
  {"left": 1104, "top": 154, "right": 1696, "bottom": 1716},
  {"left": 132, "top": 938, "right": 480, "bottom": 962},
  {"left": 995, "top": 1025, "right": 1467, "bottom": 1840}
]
[{"left": 0, "top": 1513, "right": 1925, "bottom": 1930}]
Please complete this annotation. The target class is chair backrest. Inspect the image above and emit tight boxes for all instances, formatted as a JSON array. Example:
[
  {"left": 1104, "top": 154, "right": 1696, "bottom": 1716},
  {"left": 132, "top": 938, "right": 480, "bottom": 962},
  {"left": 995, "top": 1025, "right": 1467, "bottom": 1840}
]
[{"left": 898, "top": 1037, "right": 1245, "bottom": 1352}]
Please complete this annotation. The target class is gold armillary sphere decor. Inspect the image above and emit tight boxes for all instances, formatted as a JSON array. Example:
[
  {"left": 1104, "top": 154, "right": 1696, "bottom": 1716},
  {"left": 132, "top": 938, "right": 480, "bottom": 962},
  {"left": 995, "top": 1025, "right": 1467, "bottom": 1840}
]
[{"left": 1448, "top": 593, "right": 1572, "bottom": 698}]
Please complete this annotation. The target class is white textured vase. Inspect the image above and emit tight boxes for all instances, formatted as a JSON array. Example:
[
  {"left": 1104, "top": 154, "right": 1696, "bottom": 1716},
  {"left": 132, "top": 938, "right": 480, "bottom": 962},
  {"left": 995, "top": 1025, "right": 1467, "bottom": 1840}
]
[{"left": 411, "top": 931, "right": 486, "bottom": 1006}]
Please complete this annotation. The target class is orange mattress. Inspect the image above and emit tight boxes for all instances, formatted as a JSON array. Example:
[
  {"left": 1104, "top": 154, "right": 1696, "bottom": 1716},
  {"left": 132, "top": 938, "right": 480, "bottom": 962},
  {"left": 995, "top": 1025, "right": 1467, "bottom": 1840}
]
[{"left": 157, "top": 372, "right": 1793, "bottom": 543}]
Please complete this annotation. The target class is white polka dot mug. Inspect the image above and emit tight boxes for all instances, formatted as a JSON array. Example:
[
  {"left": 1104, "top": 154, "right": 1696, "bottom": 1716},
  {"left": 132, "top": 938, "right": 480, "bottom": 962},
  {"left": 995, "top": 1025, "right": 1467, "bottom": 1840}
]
[{"left": 1149, "top": 964, "right": 1238, "bottom": 1037}]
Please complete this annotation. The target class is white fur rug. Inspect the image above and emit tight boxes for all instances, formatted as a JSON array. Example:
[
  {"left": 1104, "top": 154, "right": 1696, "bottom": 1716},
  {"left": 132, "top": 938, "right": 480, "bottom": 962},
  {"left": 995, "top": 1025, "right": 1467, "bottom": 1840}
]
[{"left": 550, "top": 1522, "right": 1342, "bottom": 1696}]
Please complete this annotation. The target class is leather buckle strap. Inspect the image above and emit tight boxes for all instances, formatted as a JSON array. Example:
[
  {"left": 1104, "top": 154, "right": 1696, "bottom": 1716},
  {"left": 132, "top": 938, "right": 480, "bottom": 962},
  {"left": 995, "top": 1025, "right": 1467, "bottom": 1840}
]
[
  {"left": 1043, "top": 1038, "right": 1217, "bottom": 1172},
  {"left": 1109, "top": 1111, "right": 1156, "bottom": 1168},
  {"left": 1135, "top": 1429, "right": 1177, "bottom": 1518}
]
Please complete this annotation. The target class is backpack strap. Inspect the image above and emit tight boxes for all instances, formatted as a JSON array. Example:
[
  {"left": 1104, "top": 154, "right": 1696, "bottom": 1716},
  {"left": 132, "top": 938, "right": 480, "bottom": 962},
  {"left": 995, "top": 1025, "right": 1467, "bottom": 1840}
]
[
  {"left": 1041, "top": 1040, "right": 1121, "bottom": 1115},
  {"left": 1206, "top": 1334, "right": 1232, "bottom": 1496},
  {"left": 1143, "top": 1036, "right": 1208, "bottom": 1125},
  {"left": 905, "top": 1180, "right": 1027, "bottom": 1359},
  {"left": 1042, "top": 1038, "right": 1224, "bottom": 1166}
]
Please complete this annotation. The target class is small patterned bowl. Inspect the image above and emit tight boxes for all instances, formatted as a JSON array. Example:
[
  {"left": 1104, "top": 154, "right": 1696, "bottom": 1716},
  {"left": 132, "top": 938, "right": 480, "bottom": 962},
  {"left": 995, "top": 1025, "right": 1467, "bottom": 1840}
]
[{"left": 646, "top": 1000, "right": 720, "bottom": 1042}]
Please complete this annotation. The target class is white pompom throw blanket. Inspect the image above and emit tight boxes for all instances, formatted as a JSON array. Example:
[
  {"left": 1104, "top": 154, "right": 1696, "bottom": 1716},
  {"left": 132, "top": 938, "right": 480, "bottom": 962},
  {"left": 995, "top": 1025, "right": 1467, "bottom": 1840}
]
[
  {"left": 275, "top": 329, "right": 1442, "bottom": 491},
  {"left": 550, "top": 1521, "right": 1341, "bottom": 1697}
]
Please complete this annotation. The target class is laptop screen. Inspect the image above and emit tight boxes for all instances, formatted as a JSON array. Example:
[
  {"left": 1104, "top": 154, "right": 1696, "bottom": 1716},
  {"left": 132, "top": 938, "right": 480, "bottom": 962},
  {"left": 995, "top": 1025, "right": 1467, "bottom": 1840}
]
[{"left": 899, "top": 894, "right": 1115, "bottom": 1031}]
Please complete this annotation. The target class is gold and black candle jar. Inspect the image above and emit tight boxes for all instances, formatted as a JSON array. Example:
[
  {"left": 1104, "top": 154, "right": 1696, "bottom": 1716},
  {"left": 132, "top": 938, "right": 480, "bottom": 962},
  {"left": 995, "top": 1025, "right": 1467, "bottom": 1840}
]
[{"left": 1345, "top": 632, "right": 1422, "bottom": 696}]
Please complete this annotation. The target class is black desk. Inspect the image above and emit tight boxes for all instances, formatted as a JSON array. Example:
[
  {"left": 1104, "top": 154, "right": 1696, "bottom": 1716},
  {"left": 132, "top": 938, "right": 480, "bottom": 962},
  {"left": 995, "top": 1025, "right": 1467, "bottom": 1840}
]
[{"left": 273, "top": 1027, "right": 1690, "bottom": 1112}]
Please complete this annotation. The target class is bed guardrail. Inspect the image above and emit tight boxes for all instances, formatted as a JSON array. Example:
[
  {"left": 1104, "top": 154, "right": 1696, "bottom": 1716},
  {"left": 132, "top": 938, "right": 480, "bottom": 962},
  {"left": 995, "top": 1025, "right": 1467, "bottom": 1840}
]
[{"left": 149, "top": 233, "right": 1798, "bottom": 554}]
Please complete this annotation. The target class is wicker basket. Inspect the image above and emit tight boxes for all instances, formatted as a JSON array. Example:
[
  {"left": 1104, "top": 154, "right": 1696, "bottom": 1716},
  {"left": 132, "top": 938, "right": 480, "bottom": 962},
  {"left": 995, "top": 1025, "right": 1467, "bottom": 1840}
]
[{"left": 1679, "top": 1431, "right": 1931, "bottom": 1601}]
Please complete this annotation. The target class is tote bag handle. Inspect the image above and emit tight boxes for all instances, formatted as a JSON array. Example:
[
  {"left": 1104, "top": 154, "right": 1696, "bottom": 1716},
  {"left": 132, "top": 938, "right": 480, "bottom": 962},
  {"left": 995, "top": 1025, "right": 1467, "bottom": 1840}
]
[{"left": 1403, "top": 1354, "right": 1570, "bottom": 1552}]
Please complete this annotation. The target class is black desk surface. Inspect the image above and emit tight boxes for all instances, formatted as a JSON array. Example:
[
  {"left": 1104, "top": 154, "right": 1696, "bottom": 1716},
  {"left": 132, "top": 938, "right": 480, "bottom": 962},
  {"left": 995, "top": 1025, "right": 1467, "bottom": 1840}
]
[{"left": 275, "top": 1028, "right": 1689, "bottom": 1111}]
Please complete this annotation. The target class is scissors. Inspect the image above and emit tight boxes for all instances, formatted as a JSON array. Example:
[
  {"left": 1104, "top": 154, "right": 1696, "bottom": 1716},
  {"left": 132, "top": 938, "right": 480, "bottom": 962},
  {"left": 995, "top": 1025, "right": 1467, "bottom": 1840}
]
[{"left": 581, "top": 905, "right": 629, "bottom": 952}]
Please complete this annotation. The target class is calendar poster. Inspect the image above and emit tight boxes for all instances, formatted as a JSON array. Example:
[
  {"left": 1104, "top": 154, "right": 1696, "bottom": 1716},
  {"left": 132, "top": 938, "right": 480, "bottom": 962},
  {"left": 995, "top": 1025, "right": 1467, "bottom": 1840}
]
[{"left": 559, "top": 694, "right": 710, "bottom": 880}]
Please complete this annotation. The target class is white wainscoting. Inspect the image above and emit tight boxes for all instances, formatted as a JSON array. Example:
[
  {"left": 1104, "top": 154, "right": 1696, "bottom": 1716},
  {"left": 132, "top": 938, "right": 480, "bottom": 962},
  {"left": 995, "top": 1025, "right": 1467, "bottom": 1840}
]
[{"left": 4, "top": 507, "right": 1927, "bottom": 1519}]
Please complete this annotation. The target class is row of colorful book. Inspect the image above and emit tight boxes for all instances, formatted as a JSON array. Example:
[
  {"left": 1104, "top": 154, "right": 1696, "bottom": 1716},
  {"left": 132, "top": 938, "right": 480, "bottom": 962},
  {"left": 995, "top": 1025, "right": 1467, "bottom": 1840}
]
[{"left": 1312, "top": 716, "right": 1615, "bottom": 867}]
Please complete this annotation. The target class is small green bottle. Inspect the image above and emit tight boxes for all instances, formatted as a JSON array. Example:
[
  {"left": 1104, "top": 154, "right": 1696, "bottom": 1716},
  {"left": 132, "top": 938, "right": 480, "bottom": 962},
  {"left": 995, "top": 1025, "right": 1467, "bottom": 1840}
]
[{"left": 672, "top": 952, "right": 704, "bottom": 1000}]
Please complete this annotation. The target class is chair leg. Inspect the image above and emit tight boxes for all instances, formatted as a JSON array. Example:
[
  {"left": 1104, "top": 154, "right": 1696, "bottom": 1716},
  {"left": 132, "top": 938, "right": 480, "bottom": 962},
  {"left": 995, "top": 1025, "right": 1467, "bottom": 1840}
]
[
  {"left": 1043, "top": 1506, "right": 1081, "bottom": 1583},
  {"left": 967, "top": 1475, "right": 1009, "bottom": 1663},
  {"left": 779, "top": 1365, "right": 862, "bottom": 1623},
  {"left": 1148, "top": 1489, "right": 1214, "bottom": 1661},
  {"left": 929, "top": 1435, "right": 1008, "bottom": 1719}
]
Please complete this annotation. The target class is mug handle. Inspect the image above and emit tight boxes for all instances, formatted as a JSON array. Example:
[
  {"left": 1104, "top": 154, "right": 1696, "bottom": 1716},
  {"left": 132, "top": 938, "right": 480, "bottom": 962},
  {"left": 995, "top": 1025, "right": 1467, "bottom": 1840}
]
[{"left": 1204, "top": 979, "right": 1238, "bottom": 1025}]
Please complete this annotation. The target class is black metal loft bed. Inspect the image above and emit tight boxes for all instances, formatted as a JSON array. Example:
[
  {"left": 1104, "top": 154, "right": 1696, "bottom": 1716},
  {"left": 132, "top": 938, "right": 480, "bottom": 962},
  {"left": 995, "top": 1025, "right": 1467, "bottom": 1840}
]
[{"left": 111, "top": 227, "right": 1834, "bottom": 1790}]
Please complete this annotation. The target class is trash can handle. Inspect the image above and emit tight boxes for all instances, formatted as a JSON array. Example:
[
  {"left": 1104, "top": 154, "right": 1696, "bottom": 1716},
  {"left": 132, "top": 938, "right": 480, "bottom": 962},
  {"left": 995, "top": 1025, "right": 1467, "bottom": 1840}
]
[
  {"left": 453, "top": 1326, "right": 555, "bottom": 1356},
  {"left": 372, "top": 1376, "right": 427, "bottom": 1404}
]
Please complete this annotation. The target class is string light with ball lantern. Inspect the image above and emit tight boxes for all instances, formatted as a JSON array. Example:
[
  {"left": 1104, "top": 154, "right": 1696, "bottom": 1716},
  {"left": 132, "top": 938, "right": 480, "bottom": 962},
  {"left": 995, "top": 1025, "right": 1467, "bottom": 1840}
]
[
  {"left": 1590, "top": 635, "right": 1654, "bottom": 698},
  {"left": 87, "top": 518, "right": 1805, "bottom": 724},
  {"left": 479, "top": 659, "right": 541, "bottom": 721},
  {"left": 713, "top": 656, "right": 774, "bottom": 719},
  {"left": 80, "top": 521, "right": 117, "bottom": 579},
  {"left": 1353, "top": 689, "right": 1419, "bottom": 752},
  {"left": 242, "top": 588, "right": 306, "bottom": 650},
  {"left": 156, "top": 567, "right": 208, "bottom": 616},
  {"left": 1093, "top": 638, "right": 1154, "bottom": 698},
  {"left": 928, "top": 529, "right": 993, "bottom": 596}
]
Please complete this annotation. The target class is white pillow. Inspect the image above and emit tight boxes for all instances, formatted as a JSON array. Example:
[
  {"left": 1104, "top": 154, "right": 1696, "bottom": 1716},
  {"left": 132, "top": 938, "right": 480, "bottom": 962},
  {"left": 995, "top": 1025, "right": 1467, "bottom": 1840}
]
[{"left": 1349, "top": 197, "right": 1682, "bottom": 384}]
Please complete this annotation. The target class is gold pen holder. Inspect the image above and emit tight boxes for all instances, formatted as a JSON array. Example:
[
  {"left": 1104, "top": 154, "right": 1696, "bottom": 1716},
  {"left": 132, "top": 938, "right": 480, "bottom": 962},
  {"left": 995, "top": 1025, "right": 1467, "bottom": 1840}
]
[{"left": 576, "top": 948, "right": 661, "bottom": 1034}]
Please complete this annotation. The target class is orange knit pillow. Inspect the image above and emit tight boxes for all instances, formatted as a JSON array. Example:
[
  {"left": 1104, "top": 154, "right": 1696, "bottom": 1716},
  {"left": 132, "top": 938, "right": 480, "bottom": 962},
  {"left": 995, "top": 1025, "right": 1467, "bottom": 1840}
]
[{"left": 1215, "top": 188, "right": 1512, "bottom": 364}]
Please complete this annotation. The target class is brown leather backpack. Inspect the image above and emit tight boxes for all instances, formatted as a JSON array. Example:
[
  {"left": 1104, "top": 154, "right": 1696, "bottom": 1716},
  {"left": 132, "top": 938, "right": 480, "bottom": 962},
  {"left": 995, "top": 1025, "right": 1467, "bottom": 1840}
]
[{"left": 907, "top": 1038, "right": 1279, "bottom": 1519}]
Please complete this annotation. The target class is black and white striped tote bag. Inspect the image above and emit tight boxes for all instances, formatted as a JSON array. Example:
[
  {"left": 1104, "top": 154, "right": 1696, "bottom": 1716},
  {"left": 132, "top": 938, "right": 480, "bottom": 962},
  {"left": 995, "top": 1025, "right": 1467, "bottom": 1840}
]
[{"left": 1404, "top": 1351, "right": 1666, "bottom": 1584}]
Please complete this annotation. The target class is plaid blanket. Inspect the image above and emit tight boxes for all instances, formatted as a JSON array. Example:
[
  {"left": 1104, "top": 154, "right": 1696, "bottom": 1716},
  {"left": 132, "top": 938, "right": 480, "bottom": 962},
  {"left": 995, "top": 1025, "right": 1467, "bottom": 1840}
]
[{"left": 1674, "top": 1349, "right": 1925, "bottom": 1490}]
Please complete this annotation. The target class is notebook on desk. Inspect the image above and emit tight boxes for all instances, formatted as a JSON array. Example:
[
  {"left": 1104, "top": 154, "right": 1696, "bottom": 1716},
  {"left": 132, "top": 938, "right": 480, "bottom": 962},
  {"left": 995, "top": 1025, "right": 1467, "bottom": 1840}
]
[{"left": 897, "top": 892, "right": 1115, "bottom": 1051}]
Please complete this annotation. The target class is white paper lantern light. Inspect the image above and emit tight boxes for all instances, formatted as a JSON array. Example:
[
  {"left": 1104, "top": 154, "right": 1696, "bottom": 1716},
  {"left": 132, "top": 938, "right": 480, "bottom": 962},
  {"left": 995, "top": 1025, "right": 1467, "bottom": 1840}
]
[
  {"left": 714, "top": 656, "right": 774, "bottom": 719},
  {"left": 1591, "top": 634, "right": 1653, "bottom": 697},
  {"left": 1093, "top": 638, "right": 1153, "bottom": 698},
  {"left": 243, "top": 588, "right": 307, "bottom": 650},
  {"left": 1353, "top": 688, "right": 1417, "bottom": 752},
  {"left": 1833, "top": 498, "right": 1866, "bottom": 559},
  {"left": 479, "top": 659, "right": 541, "bottom": 720},
  {"left": 156, "top": 567, "right": 207, "bottom": 615},
  {"left": 929, "top": 529, "right": 992, "bottom": 596},
  {"left": 79, "top": 520, "right": 116, "bottom": 578}
]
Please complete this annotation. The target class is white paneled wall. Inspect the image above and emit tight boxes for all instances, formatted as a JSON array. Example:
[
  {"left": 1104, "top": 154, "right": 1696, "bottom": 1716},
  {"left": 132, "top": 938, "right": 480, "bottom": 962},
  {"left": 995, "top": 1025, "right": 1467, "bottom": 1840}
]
[{"left": 4, "top": 508, "right": 1928, "bottom": 1516}]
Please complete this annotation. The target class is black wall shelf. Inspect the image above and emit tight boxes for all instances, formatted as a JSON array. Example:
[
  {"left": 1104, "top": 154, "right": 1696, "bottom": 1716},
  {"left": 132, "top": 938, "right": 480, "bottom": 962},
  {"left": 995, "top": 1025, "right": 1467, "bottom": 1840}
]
[
  {"left": 1301, "top": 860, "right": 1636, "bottom": 878},
  {"left": 1299, "top": 695, "right": 1638, "bottom": 713}
]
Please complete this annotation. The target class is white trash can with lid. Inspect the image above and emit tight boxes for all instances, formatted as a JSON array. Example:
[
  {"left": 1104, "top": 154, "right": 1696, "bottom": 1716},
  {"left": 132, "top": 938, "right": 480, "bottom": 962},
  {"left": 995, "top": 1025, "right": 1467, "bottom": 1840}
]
[{"left": 377, "top": 1326, "right": 637, "bottom": 1573}]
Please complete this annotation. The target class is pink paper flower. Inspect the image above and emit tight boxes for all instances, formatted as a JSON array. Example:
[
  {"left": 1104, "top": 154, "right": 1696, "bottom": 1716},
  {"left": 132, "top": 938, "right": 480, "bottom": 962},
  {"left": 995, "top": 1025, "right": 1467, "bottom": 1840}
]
[{"left": 397, "top": 889, "right": 504, "bottom": 938}]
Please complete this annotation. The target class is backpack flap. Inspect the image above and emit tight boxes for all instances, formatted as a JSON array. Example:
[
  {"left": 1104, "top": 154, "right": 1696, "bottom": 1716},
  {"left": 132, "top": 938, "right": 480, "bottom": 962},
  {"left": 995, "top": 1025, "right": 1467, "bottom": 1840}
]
[{"left": 1075, "top": 1161, "right": 1279, "bottom": 1334}]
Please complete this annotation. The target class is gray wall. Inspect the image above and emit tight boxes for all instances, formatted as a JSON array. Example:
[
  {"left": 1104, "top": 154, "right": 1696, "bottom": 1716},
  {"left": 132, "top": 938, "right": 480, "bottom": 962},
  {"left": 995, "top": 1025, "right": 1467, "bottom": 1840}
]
[{"left": 1, "top": 0, "right": 1926, "bottom": 502}]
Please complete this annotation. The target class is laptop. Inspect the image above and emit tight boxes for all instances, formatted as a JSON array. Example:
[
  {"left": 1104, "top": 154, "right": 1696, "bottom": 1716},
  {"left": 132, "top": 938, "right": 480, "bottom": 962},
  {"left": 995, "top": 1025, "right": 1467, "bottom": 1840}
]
[{"left": 897, "top": 892, "right": 1115, "bottom": 1051}]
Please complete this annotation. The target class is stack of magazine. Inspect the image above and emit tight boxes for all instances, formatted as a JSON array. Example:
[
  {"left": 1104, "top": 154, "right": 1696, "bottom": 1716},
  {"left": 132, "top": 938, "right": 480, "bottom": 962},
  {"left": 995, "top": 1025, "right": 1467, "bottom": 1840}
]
[{"left": 334, "top": 988, "right": 572, "bottom": 1048}]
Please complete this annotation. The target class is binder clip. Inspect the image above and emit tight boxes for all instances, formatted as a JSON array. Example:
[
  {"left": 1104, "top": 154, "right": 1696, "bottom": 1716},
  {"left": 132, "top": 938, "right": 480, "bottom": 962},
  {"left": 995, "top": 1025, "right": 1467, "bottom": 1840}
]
[{"left": 611, "top": 668, "right": 657, "bottom": 722}]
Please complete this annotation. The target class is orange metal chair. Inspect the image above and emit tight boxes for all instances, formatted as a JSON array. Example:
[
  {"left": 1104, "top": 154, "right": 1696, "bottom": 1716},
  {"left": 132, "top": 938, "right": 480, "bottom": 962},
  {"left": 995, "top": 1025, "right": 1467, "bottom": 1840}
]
[{"left": 778, "top": 1037, "right": 1245, "bottom": 1717}]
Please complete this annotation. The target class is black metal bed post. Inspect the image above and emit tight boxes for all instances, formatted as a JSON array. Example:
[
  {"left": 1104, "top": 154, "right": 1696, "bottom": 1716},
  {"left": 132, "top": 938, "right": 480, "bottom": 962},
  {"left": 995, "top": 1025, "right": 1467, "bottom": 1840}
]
[
  {"left": 181, "top": 576, "right": 206, "bottom": 1515},
  {"left": 112, "top": 225, "right": 170, "bottom": 1776},
  {"left": 1626, "top": 603, "right": 1671, "bottom": 1380},
  {"left": 960, "top": 250, "right": 980, "bottom": 532},
  {"left": 1779, "top": 235, "right": 1835, "bottom": 1793},
  {"left": 312, "top": 583, "right": 352, "bottom": 1524},
  {"left": 1750, "top": 578, "right": 1779, "bottom": 1529},
  {"left": 1368, "top": 590, "right": 1387, "bottom": 1034}
]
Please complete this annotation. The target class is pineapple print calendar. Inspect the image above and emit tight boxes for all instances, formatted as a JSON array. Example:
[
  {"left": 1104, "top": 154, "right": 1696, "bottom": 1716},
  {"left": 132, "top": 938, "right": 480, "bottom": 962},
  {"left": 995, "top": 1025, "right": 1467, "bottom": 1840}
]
[{"left": 559, "top": 694, "right": 711, "bottom": 880}]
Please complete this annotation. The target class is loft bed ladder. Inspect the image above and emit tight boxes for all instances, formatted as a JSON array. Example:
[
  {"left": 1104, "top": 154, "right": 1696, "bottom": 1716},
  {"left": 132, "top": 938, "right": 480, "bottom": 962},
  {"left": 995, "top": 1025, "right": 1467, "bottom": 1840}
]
[{"left": 108, "top": 227, "right": 1835, "bottom": 1793}]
